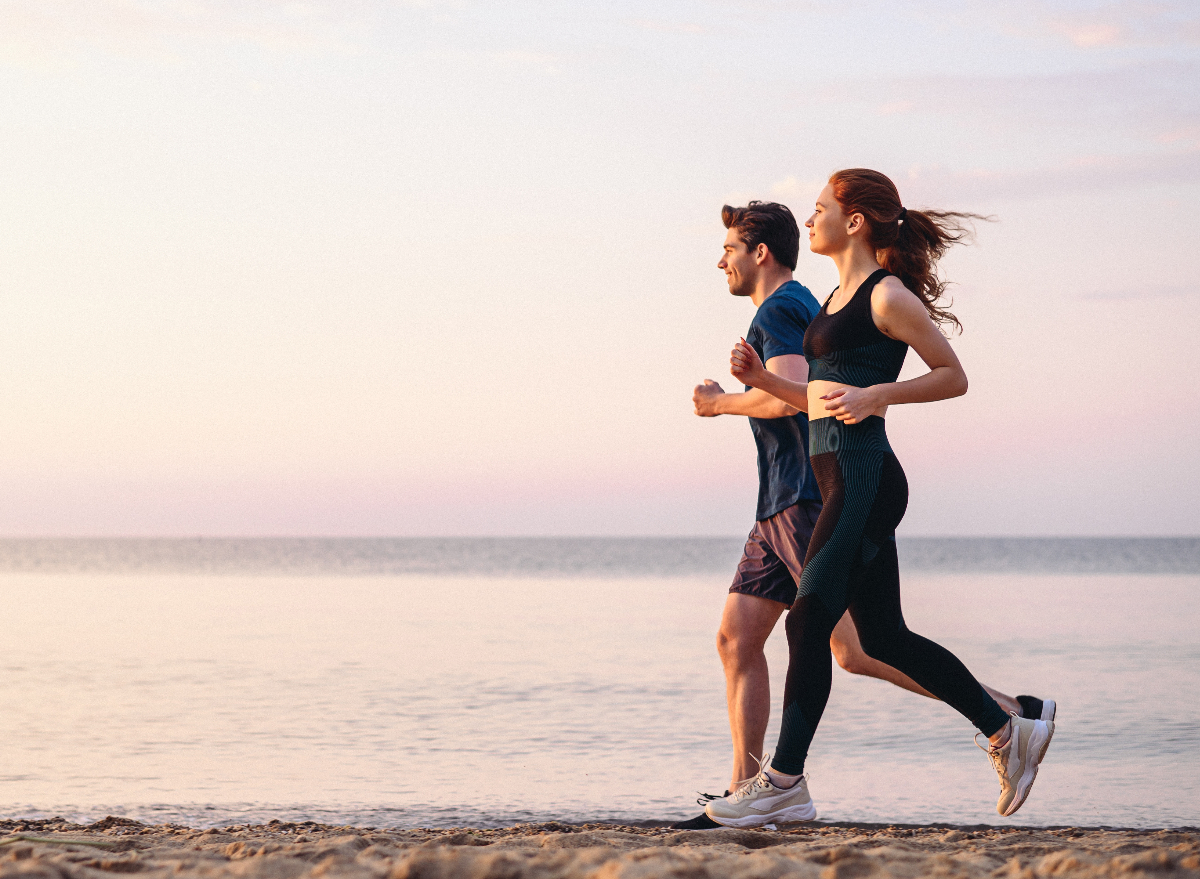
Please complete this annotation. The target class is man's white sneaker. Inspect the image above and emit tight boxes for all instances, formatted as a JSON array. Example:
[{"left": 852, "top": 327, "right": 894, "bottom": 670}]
[
  {"left": 978, "top": 714, "right": 1054, "bottom": 817},
  {"left": 704, "top": 759, "right": 817, "bottom": 828}
]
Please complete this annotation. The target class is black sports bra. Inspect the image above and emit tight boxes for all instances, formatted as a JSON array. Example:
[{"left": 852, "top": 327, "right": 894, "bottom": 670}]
[{"left": 803, "top": 269, "right": 908, "bottom": 387}]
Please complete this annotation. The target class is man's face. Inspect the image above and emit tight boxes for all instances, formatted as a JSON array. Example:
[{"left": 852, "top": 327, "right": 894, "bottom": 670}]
[{"left": 718, "top": 227, "right": 758, "bottom": 297}]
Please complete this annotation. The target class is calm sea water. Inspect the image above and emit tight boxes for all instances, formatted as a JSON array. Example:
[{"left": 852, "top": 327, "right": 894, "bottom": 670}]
[{"left": 1, "top": 538, "right": 1197, "bottom": 830}]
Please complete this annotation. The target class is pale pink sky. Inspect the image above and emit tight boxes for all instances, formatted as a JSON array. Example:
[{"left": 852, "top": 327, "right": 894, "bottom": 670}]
[{"left": 0, "top": 0, "right": 1196, "bottom": 535}]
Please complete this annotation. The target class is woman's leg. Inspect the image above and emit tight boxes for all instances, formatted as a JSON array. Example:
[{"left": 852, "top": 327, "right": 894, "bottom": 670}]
[
  {"left": 831, "top": 612, "right": 1024, "bottom": 715},
  {"left": 822, "top": 450, "right": 1052, "bottom": 819},
  {"left": 768, "top": 437, "right": 863, "bottom": 777},
  {"left": 845, "top": 455, "right": 1009, "bottom": 738},
  {"left": 771, "top": 594, "right": 842, "bottom": 775}
]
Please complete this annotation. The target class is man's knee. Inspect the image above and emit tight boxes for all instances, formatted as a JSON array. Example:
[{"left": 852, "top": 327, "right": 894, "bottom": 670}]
[
  {"left": 717, "top": 593, "right": 783, "bottom": 669},
  {"left": 717, "top": 623, "right": 766, "bottom": 670}
]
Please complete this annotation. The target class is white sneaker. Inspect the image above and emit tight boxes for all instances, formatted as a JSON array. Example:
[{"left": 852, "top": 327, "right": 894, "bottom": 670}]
[
  {"left": 704, "top": 757, "right": 817, "bottom": 828},
  {"left": 978, "top": 714, "right": 1054, "bottom": 817}
]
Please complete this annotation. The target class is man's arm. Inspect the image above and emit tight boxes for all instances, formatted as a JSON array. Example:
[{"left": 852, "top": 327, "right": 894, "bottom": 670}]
[{"left": 693, "top": 354, "right": 807, "bottom": 418}]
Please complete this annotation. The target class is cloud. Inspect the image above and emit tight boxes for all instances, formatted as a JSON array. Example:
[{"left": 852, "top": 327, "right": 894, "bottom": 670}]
[
  {"left": 1054, "top": 20, "right": 1124, "bottom": 47},
  {"left": 955, "top": 0, "right": 1200, "bottom": 49},
  {"left": 630, "top": 17, "right": 706, "bottom": 36},
  {"left": 0, "top": 0, "right": 428, "bottom": 61},
  {"left": 770, "top": 174, "right": 829, "bottom": 203},
  {"left": 489, "top": 50, "right": 560, "bottom": 75},
  {"left": 1041, "top": 1, "right": 1200, "bottom": 49},
  {"left": 773, "top": 147, "right": 1200, "bottom": 206},
  {"left": 1078, "top": 283, "right": 1197, "bottom": 300},
  {"left": 793, "top": 62, "right": 1200, "bottom": 146},
  {"left": 920, "top": 147, "right": 1200, "bottom": 201}
]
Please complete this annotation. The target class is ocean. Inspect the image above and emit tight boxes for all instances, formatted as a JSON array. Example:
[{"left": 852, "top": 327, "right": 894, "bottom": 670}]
[{"left": 1, "top": 537, "right": 1197, "bottom": 830}]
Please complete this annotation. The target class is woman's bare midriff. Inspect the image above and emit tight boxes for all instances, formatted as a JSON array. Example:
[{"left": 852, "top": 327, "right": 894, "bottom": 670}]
[{"left": 807, "top": 380, "right": 889, "bottom": 422}]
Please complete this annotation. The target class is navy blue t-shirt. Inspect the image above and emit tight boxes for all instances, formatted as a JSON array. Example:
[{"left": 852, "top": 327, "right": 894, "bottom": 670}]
[{"left": 745, "top": 280, "right": 822, "bottom": 520}]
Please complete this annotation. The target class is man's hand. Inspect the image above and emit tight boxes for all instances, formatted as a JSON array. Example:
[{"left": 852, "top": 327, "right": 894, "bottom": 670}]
[
  {"left": 693, "top": 379, "right": 725, "bottom": 416},
  {"left": 694, "top": 354, "right": 806, "bottom": 418}
]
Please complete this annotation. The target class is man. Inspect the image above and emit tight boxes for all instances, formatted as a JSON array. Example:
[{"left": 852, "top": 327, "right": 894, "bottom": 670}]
[{"left": 674, "top": 201, "right": 1051, "bottom": 829}]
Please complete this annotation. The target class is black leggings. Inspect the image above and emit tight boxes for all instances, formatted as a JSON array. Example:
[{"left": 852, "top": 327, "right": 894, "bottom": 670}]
[{"left": 771, "top": 416, "right": 1009, "bottom": 775}]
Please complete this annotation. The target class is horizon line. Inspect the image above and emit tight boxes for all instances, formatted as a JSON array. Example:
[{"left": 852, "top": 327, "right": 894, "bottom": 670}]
[{"left": 0, "top": 534, "right": 1195, "bottom": 541}]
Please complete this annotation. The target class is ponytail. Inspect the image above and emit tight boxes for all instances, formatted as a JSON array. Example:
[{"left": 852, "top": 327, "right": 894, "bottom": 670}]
[{"left": 829, "top": 169, "right": 989, "bottom": 333}]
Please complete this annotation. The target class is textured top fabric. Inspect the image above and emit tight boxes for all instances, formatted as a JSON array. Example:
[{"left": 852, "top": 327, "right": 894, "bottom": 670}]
[
  {"left": 745, "top": 280, "right": 823, "bottom": 520},
  {"left": 804, "top": 269, "right": 908, "bottom": 387}
]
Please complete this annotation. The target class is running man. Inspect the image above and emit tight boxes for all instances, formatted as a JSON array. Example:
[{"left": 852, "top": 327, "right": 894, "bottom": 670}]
[{"left": 674, "top": 201, "right": 1053, "bottom": 829}]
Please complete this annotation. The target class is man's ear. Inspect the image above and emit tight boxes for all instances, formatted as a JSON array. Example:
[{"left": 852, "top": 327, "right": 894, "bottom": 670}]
[{"left": 754, "top": 242, "right": 771, "bottom": 265}]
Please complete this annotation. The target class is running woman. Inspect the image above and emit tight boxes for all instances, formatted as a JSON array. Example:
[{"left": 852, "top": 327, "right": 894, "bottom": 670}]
[{"left": 708, "top": 169, "right": 1054, "bottom": 827}]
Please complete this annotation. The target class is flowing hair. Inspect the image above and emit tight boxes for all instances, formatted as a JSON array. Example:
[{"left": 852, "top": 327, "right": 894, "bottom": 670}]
[{"left": 828, "top": 168, "right": 989, "bottom": 333}]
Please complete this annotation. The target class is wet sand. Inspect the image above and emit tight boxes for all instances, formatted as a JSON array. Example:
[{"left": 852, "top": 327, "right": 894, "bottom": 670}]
[{"left": 1, "top": 817, "right": 1196, "bottom": 878}]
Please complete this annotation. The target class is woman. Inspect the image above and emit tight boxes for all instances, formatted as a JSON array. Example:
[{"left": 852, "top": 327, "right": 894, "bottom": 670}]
[{"left": 705, "top": 169, "right": 1054, "bottom": 827}]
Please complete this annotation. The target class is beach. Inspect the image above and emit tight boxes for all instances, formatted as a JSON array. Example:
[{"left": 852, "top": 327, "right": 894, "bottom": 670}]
[{"left": 2, "top": 817, "right": 1197, "bottom": 879}]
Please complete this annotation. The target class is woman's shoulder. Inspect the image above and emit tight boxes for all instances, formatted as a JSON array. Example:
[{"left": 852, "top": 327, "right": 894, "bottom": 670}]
[{"left": 871, "top": 274, "right": 922, "bottom": 315}]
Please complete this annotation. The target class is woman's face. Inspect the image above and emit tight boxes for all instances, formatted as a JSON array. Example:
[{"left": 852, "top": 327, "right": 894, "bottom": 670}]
[{"left": 805, "top": 183, "right": 849, "bottom": 255}]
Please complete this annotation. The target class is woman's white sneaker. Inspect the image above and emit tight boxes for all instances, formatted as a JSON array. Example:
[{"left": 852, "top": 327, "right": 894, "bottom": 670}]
[
  {"left": 979, "top": 714, "right": 1055, "bottom": 817},
  {"left": 704, "top": 763, "right": 817, "bottom": 827}
]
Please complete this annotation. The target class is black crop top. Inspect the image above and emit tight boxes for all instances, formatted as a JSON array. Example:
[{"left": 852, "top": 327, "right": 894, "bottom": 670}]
[{"left": 803, "top": 269, "right": 908, "bottom": 387}]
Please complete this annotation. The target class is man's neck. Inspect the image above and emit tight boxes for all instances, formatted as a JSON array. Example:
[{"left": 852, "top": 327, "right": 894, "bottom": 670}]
[{"left": 750, "top": 268, "right": 795, "bottom": 307}]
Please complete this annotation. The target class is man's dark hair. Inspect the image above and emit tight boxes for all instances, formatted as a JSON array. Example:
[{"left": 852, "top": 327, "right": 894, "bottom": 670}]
[{"left": 721, "top": 201, "right": 799, "bottom": 271}]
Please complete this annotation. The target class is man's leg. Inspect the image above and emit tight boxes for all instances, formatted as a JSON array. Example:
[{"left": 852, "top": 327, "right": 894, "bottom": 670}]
[
  {"left": 672, "top": 529, "right": 795, "bottom": 830},
  {"left": 829, "top": 612, "right": 1022, "bottom": 715},
  {"left": 717, "top": 592, "right": 787, "bottom": 790}
]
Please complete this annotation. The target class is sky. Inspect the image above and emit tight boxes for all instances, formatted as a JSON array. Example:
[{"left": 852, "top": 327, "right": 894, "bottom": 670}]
[{"left": 0, "top": 0, "right": 1197, "bottom": 536}]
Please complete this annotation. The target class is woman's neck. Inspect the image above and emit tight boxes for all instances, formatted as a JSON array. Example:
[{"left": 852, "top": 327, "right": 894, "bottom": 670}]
[{"left": 831, "top": 242, "right": 883, "bottom": 297}]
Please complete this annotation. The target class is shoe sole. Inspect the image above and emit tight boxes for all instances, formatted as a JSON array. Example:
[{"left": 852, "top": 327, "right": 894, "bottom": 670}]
[
  {"left": 1002, "top": 719, "right": 1054, "bottom": 817},
  {"left": 706, "top": 801, "right": 817, "bottom": 828},
  {"left": 669, "top": 813, "right": 723, "bottom": 830},
  {"left": 1041, "top": 700, "right": 1056, "bottom": 722}
]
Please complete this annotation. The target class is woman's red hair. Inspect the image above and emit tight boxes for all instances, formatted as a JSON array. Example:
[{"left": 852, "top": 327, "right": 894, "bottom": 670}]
[{"left": 829, "top": 169, "right": 988, "bottom": 333}]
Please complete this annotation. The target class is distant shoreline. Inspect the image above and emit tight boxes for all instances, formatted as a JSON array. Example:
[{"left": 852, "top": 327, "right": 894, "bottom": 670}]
[{"left": 0, "top": 535, "right": 1195, "bottom": 576}]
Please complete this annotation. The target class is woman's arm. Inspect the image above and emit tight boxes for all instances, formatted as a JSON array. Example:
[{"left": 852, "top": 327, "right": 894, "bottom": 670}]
[
  {"left": 730, "top": 339, "right": 810, "bottom": 412},
  {"left": 819, "top": 277, "right": 967, "bottom": 423}
]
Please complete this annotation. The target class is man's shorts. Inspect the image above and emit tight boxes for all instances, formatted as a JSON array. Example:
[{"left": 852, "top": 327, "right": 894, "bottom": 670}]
[{"left": 729, "top": 500, "right": 823, "bottom": 607}]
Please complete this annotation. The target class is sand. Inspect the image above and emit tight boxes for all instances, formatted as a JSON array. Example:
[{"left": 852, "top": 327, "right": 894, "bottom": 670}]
[{"left": 1, "top": 817, "right": 1197, "bottom": 879}]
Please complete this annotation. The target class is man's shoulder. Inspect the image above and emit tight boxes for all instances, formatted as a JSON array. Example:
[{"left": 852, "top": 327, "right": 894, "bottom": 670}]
[{"left": 759, "top": 282, "right": 820, "bottom": 321}]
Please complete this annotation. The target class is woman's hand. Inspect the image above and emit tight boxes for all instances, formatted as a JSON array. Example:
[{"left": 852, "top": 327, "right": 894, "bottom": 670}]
[
  {"left": 821, "top": 386, "right": 884, "bottom": 423},
  {"left": 730, "top": 338, "right": 767, "bottom": 388}
]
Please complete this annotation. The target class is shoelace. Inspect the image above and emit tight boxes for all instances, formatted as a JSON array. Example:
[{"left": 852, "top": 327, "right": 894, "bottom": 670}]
[
  {"left": 701, "top": 753, "right": 807, "bottom": 806},
  {"left": 730, "top": 773, "right": 774, "bottom": 804},
  {"left": 975, "top": 732, "right": 1006, "bottom": 777},
  {"left": 728, "top": 753, "right": 780, "bottom": 804}
]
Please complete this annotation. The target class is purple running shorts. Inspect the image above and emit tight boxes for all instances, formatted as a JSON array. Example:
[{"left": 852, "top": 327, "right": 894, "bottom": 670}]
[{"left": 729, "top": 500, "right": 822, "bottom": 607}]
